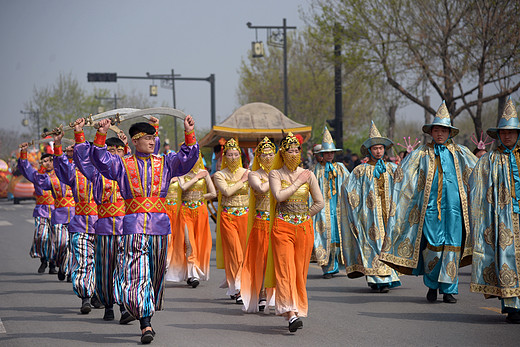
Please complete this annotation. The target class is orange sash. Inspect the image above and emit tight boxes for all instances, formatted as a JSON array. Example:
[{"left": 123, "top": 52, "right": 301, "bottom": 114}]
[
  {"left": 55, "top": 196, "right": 75, "bottom": 208},
  {"left": 98, "top": 201, "right": 125, "bottom": 218},
  {"left": 36, "top": 191, "right": 54, "bottom": 205}
]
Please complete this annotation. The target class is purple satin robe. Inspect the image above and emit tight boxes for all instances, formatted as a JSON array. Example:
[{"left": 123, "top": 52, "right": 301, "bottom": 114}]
[
  {"left": 18, "top": 158, "right": 73, "bottom": 225},
  {"left": 54, "top": 154, "right": 97, "bottom": 233},
  {"left": 91, "top": 141, "right": 199, "bottom": 235},
  {"left": 17, "top": 158, "right": 54, "bottom": 219}
]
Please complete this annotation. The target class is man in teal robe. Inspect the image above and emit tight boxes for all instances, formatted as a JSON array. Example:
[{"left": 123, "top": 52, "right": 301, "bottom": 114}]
[
  {"left": 380, "top": 102, "right": 477, "bottom": 303},
  {"left": 312, "top": 126, "right": 349, "bottom": 278},
  {"left": 341, "top": 122, "right": 401, "bottom": 292},
  {"left": 469, "top": 97, "right": 520, "bottom": 324}
]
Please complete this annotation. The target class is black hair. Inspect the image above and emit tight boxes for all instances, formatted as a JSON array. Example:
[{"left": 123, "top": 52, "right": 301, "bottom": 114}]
[
  {"left": 40, "top": 153, "right": 54, "bottom": 161},
  {"left": 106, "top": 137, "right": 125, "bottom": 148},
  {"left": 129, "top": 122, "right": 155, "bottom": 138}
]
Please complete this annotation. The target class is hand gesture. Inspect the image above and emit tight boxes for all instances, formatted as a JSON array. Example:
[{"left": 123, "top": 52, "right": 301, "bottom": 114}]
[
  {"left": 184, "top": 115, "right": 195, "bottom": 133},
  {"left": 19, "top": 142, "right": 29, "bottom": 152},
  {"left": 73, "top": 118, "right": 85, "bottom": 132},
  {"left": 241, "top": 169, "right": 250, "bottom": 182},
  {"left": 97, "top": 119, "right": 111, "bottom": 134},
  {"left": 149, "top": 116, "right": 159, "bottom": 124},
  {"left": 117, "top": 131, "right": 128, "bottom": 146},
  {"left": 195, "top": 170, "right": 208, "bottom": 180},
  {"left": 297, "top": 169, "right": 311, "bottom": 184},
  {"left": 52, "top": 127, "right": 64, "bottom": 145}
]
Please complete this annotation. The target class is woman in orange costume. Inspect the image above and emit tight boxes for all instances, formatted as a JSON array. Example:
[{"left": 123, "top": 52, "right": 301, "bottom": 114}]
[
  {"left": 166, "top": 154, "right": 216, "bottom": 287},
  {"left": 165, "top": 177, "right": 180, "bottom": 270},
  {"left": 241, "top": 137, "right": 276, "bottom": 313},
  {"left": 267, "top": 132, "right": 323, "bottom": 332},
  {"left": 213, "top": 138, "right": 249, "bottom": 304}
]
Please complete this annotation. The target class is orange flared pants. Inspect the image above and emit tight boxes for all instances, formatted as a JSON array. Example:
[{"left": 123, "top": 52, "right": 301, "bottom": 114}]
[
  {"left": 220, "top": 210, "right": 248, "bottom": 294},
  {"left": 272, "top": 217, "right": 314, "bottom": 317}
]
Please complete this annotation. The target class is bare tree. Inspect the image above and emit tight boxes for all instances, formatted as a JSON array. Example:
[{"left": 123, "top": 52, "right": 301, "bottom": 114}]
[{"left": 309, "top": 0, "right": 520, "bottom": 135}]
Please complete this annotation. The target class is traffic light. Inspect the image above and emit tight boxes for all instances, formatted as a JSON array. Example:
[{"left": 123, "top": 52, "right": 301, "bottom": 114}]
[{"left": 87, "top": 73, "right": 117, "bottom": 82}]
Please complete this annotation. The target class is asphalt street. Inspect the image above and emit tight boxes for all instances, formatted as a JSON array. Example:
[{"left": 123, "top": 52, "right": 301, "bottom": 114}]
[{"left": 0, "top": 198, "right": 518, "bottom": 346}]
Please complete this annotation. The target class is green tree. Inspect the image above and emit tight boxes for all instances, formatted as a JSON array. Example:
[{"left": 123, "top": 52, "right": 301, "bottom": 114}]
[
  {"left": 309, "top": 0, "right": 520, "bottom": 135},
  {"left": 238, "top": 29, "right": 382, "bottom": 153}
]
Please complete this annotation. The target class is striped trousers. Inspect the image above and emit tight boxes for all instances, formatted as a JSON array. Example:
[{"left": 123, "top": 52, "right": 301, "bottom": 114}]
[
  {"left": 29, "top": 217, "right": 52, "bottom": 260},
  {"left": 70, "top": 232, "right": 96, "bottom": 298},
  {"left": 51, "top": 224, "right": 69, "bottom": 272},
  {"left": 118, "top": 234, "right": 168, "bottom": 320},
  {"left": 95, "top": 235, "right": 121, "bottom": 307}
]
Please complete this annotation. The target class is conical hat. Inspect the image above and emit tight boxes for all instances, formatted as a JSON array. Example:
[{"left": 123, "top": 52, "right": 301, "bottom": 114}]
[
  {"left": 487, "top": 97, "right": 519, "bottom": 139},
  {"left": 422, "top": 101, "right": 459, "bottom": 137},
  {"left": 360, "top": 121, "right": 393, "bottom": 157},
  {"left": 318, "top": 126, "right": 342, "bottom": 153}
]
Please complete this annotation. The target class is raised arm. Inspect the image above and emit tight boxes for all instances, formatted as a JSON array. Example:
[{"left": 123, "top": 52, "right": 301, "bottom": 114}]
[
  {"left": 163, "top": 115, "right": 199, "bottom": 180},
  {"left": 17, "top": 144, "right": 52, "bottom": 189},
  {"left": 72, "top": 118, "right": 96, "bottom": 181},
  {"left": 90, "top": 118, "right": 124, "bottom": 181}
]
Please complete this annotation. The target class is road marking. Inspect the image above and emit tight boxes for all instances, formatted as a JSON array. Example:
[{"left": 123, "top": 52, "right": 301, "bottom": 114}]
[
  {"left": 480, "top": 307, "right": 503, "bottom": 314},
  {"left": 0, "top": 221, "right": 13, "bottom": 226},
  {"left": 0, "top": 318, "right": 6, "bottom": 333},
  {"left": 26, "top": 219, "right": 34, "bottom": 223}
]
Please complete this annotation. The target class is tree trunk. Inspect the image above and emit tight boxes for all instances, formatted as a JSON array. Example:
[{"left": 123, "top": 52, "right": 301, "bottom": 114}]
[{"left": 387, "top": 105, "right": 397, "bottom": 140}]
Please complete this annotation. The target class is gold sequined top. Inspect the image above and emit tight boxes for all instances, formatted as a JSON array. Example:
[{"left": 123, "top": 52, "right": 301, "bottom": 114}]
[
  {"left": 166, "top": 180, "right": 180, "bottom": 204},
  {"left": 222, "top": 179, "right": 249, "bottom": 207},
  {"left": 277, "top": 179, "right": 309, "bottom": 214},
  {"left": 182, "top": 175, "right": 205, "bottom": 202},
  {"left": 254, "top": 177, "right": 270, "bottom": 212}
]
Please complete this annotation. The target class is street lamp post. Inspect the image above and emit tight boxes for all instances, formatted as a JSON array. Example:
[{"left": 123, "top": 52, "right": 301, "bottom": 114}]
[
  {"left": 87, "top": 71, "right": 216, "bottom": 150},
  {"left": 247, "top": 18, "right": 296, "bottom": 116}
]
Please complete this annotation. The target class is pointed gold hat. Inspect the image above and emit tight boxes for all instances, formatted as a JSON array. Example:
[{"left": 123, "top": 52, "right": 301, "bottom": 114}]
[
  {"left": 486, "top": 96, "right": 519, "bottom": 139},
  {"left": 318, "top": 126, "right": 342, "bottom": 153},
  {"left": 422, "top": 101, "right": 459, "bottom": 137},
  {"left": 360, "top": 121, "right": 393, "bottom": 157}
]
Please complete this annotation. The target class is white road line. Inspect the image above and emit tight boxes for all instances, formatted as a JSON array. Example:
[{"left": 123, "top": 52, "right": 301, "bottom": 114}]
[
  {"left": 26, "top": 219, "right": 34, "bottom": 224},
  {"left": 0, "top": 318, "right": 6, "bottom": 333},
  {"left": 0, "top": 221, "right": 13, "bottom": 226}
]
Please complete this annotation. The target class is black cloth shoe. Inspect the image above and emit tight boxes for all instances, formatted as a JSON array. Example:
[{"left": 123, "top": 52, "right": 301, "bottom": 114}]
[
  {"left": 506, "top": 312, "right": 520, "bottom": 324},
  {"left": 81, "top": 298, "right": 91, "bottom": 314},
  {"left": 442, "top": 294, "right": 457, "bottom": 303},
  {"left": 91, "top": 296, "right": 104, "bottom": 309},
  {"left": 258, "top": 299, "right": 267, "bottom": 312},
  {"left": 48, "top": 266, "right": 58, "bottom": 274},
  {"left": 103, "top": 308, "right": 115, "bottom": 321},
  {"left": 426, "top": 288, "right": 437, "bottom": 302},
  {"left": 66, "top": 274, "right": 72, "bottom": 282},
  {"left": 235, "top": 294, "right": 243, "bottom": 305},
  {"left": 288, "top": 318, "right": 303, "bottom": 332},
  {"left": 57, "top": 268, "right": 65, "bottom": 281},
  {"left": 38, "top": 260, "right": 47, "bottom": 274},
  {"left": 119, "top": 311, "right": 136, "bottom": 325},
  {"left": 190, "top": 279, "right": 200, "bottom": 288},
  {"left": 141, "top": 330, "right": 154, "bottom": 344},
  {"left": 322, "top": 273, "right": 333, "bottom": 279}
]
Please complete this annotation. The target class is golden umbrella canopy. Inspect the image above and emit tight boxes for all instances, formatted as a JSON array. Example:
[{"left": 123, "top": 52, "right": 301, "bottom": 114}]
[{"left": 199, "top": 102, "right": 312, "bottom": 148}]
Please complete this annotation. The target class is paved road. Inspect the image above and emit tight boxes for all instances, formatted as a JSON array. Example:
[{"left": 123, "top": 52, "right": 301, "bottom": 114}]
[{"left": 0, "top": 198, "right": 517, "bottom": 346}]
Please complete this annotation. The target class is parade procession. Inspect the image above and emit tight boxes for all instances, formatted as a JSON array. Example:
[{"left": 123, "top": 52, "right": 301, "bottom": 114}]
[{"left": 1, "top": 1, "right": 520, "bottom": 346}]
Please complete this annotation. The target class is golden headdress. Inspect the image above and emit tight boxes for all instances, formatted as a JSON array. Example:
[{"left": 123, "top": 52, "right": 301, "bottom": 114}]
[
  {"left": 223, "top": 138, "right": 240, "bottom": 153},
  {"left": 279, "top": 132, "right": 301, "bottom": 152}
]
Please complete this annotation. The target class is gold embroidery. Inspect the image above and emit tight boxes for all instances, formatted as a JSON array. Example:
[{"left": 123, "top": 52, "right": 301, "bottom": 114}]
[
  {"left": 348, "top": 190, "right": 360, "bottom": 209},
  {"left": 397, "top": 237, "right": 413, "bottom": 258},
  {"left": 368, "top": 223, "right": 380, "bottom": 241},
  {"left": 483, "top": 262, "right": 498, "bottom": 286},
  {"left": 381, "top": 236, "right": 391, "bottom": 253},
  {"left": 315, "top": 245, "right": 326, "bottom": 262},
  {"left": 446, "top": 260, "right": 457, "bottom": 281},
  {"left": 483, "top": 225, "right": 495, "bottom": 251},
  {"left": 389, "top": 201, "right": 396, "bottom": 218},
  {"left": 498, "top": 222, "right": 514, "bottom": 250},
  {"left": 350, "top": 222, "right": 359, "bottom": 238},
  {"left": 428, "top": 257, "right": 439, "bottom": 272},
  {"left": 366, "top": 190, "right": 375, "bottom": 210},
  {"left": 394, "top": 167, "right": 404, "bottom": 183},
  {"left": 499, "top": 264, "right": 518, "bottom": 288},
  {"left": 408, "top": 205, "right": 420, "bottom": 226},
  {"left": 498, "top": 182, "right": 510, "bottom": 209},
  {"left": 486, "top": 186, "right": 494, "bottom": 205},
  {"left": 417, "top": 169, "right": 426, "bottom": 192},
  {"left": 463, "top": 166, "right": 471, "bottom": 188}
]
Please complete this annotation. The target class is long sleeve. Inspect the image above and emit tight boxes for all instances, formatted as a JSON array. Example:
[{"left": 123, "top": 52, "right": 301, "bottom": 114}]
[
  {"left": 308, "top": 172, "right": 324, "bottom": 217},
  {"left": 73, "top": 140, "right": 96, "bottom": 182},
  {"left": 203, "top": 175, "right": 217, "bottom": 200},
  {"left": 248, "top": 171, "right": 270, "bottom": 193},
  {"left": 18, "top": 157, "right": 52, "bottom": 190},
  {"left": 90, "top": 133, "right": 125, "bottom": 182},
  {"left": 163, "top": 142, "right": 200, "bottom": 182},
  {"left": 53, "top": 154, "right": 76, "bottom": 188},
  {"left": 213, "top": 171, "right": 246, "bottom": 197},
  {"left": 269, "top": 170, "right": 307, "bottom": 202}
]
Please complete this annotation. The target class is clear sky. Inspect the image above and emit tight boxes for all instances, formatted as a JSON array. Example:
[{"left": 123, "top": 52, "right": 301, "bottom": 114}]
[{"left": 0, "top": 0, "right": 310, "bottom": 135}]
